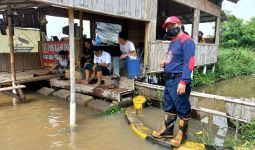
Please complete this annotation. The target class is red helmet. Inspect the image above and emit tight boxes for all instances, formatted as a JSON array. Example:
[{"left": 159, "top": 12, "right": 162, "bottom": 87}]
[{"left": 162, "top": 16, "right": 181, "bottom": 29}]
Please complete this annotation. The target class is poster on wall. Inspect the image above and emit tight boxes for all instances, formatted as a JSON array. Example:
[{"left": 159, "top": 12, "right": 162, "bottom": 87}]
[
  {"left": 0, "top": 28, "right": 40, "bottom": 53},
  {"left": 41, "top": 41, "right": 69, "bottom": 67},
  {"left": 14, "top": 33, "right": 36, "bottom": 52}
]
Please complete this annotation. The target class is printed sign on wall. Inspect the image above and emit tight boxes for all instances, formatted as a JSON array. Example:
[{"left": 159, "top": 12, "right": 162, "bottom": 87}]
[{"left": 41, "top": 41, "right": 69, "bottom": 67}]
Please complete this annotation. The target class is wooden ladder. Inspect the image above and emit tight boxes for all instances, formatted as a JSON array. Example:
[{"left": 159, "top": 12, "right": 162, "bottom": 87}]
[{"left": 0, "top": 85, "right": 27, "bottom": 102}]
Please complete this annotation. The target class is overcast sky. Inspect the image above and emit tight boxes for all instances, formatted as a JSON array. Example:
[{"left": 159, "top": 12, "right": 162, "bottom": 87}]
[
  {"left": 46, "top": 0, "right": 255, "bottom": 39},
  {"left": 222, "top": 0, "right": 255, "bottom": 21}
]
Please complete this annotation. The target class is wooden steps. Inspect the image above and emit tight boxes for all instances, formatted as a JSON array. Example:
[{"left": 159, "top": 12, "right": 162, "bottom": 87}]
[{"left": 50, "top": 78, "right": 134, "bottom": 102}]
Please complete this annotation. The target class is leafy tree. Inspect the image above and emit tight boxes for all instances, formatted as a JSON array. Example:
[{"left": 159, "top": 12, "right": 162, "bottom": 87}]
[{"left": 220, "top": 14, "right": 244, "bottom": 47}]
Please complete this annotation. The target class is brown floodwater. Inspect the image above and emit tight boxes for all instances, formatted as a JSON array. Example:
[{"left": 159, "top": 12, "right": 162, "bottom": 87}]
[
  {"left": 0, "top": 75, "right": 254, "bottom": 149},
  {"left": 0, "top": 91, "right": 168, "bottom": 150},
  {"left": 195, "top": 75, "right": 255, "bottom": 99}
]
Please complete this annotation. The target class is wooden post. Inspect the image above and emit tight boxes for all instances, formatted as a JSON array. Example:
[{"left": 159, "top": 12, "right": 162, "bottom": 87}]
[
  {"left": 212, "top": 64, "right": 215, "bottom": 72},
  {"left": 90, "top": 14, "right": 95, "bottom": 40},
  {"left": 215, "top": 15, "right": 221, "bottom": 45},
  {"left": 7, "top": 3, "right": 18, "bottom": 103},
  {"left": 143, "top": 22, "right": 150, "bottom": 73},
  {"left": 79, "top": 11, "right": 84, "bottom": 68},
  {"left": 68, "top": 8, "right": 76, "bottom": 126},
  {"left": 192, "top": 9, "right": 200, "bottom": 44},
  {"left": 79, "top": 11, "right": 83, "bottom": 38},
  {"left": 203, "top": 65, "right": 207, "bottom": 74}
]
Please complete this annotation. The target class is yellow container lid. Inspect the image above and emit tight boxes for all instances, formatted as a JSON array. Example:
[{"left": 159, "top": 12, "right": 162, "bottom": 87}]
[{"left": 133, "top": 95, "right": 146, "bottom": 103}]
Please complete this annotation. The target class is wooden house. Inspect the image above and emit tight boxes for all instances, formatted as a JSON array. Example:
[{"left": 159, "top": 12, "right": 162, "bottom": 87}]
[{"left": 0, "top": 0, "right": 238, "bottom": 73}]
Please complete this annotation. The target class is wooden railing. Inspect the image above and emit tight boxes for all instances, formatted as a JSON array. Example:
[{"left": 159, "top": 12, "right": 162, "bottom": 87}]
[
  {"left": 147, "top": 41, "right": 219, "bottom": 72},
  {"left": 135, "top": 81, "right": 255, "bottom": 123}
]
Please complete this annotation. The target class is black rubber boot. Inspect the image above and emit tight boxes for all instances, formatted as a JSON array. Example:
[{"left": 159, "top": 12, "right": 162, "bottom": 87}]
[
  {"left": 152, "top": 113, "right": 177, "bottom": 138},
  {"left": 169, "top": 117, "right": 189, "bottom": 147}
]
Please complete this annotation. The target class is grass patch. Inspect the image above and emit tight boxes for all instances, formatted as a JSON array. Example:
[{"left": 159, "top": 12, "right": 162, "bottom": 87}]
[
  {"left": 239, "top": 119, "right": 255, "bottom": 145},
  {"left": 99, "top": 105, "right": 123, "bottom": 115}
]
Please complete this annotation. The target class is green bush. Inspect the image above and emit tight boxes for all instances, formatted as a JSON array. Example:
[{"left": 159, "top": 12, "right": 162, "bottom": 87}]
[
  {"left": 239, "top": 119, "right": 255, "bottom": 144},
  {"left": 192, "top": 47, "right": 255, "bottom": 87},
  {"left": 216, "top": 48, "right": 255, "bottom": 79}
]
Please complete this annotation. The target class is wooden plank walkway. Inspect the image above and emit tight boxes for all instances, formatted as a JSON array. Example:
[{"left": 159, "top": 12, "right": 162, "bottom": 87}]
[
  {"left": 0, "top": 68, "right": 63, "bottom": 86},
  {"left": 50, "top": 77, "right": 134, "bottom": 102}
]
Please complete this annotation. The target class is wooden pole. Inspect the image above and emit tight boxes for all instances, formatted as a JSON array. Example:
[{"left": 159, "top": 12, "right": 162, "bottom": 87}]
[
  {"left": 79, "top": 11, "right": 83, "bottom": 38},
  {"left": 192, "top": 9, "right": 200, "bottom": 44},
  {"left": 90, "top": 14, "right": 95, "bottom": 40},
  {"left": 215, "top": 15, "right": 221, "bottom": 45},
  {"left": 143, "top": 22, "right": 150, "bottom": 73},
  {"left": 68, "top": 8, "right": 76, "bottom": 126},
  {"left": 79, "top": 11, "right": 83, "bottom": 68},
  {"left": 7, "top": 3, "right": 18, "bottom": 103},
  {"left": 7, "top": 4, "right": 16, "bottom": 84}
]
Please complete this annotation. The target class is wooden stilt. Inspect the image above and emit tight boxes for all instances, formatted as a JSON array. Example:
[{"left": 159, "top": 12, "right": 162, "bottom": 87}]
[
  {"left": 7, "top": 3, "right": 19, "bottom": 103},
  {"left": 203, "top": 65, "right": 207, "bottom": 74},
  {"left": 212, "top": 64, "right": 215, "bottom": 72}
]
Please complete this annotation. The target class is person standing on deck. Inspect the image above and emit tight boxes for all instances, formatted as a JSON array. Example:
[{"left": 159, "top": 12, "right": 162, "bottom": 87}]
[
  {"left": 80, "top": 39, "right": 94, "bottom": 80},
  {"left": 152, "top": 16, "right": 195, "bottom": 147},
  {"left": 111, "top": 32, "right": 137, "bottom": 88}
]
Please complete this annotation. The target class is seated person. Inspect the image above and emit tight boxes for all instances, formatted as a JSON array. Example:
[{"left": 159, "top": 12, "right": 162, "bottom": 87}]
[
  {"left": 80, "top": 39, "right": 94, "bottom": 80},
  {"left": 81, "top": 47, "right": 111, "bottom": 88},
  {"left": 198, "top": 31, "right": 206, "bottom": 43},
  {"left": 110, "top": 31, "right": 137, "bottom": 88},
  {"left": 33, "top": 50, "right": 68, "bottom": 77}
]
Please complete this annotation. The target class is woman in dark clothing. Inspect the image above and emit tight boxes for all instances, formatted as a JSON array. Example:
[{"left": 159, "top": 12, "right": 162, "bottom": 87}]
[{"left": 80, "top": 39, "right": 94, "bottom": 79}]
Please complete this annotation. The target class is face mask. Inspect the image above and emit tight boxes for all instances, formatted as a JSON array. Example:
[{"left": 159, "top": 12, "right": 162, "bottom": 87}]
[{"left": 166, "top": 26, "right": 180, "bottom": 38}]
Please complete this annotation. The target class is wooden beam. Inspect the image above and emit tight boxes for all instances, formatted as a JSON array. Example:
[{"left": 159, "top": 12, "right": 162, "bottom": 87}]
[
  {"left": 192, "top": 9, "right": 200, "bottom": 44},
  {"left": 0, "top": 85, "right": 26, "bottom": 92},
  {"left": 2, "top": 91, "right": 22, "bottom": 101},
  {"left": 172, "top": 0, "right": 221, "bottom": 17},
  {"left": 192, "top": 106, "right": 249, "bottom": 123}
]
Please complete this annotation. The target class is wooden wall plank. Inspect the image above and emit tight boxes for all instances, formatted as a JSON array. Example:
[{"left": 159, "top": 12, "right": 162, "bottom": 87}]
[
  {"left": 38, "top": 0, "right": 157, "bottom": 21},
  {"left": 0, "top": 53, "right": 41, "bottom": 71},
  {"left": 147, "top": 42, "right": 218, "bottom": 72}
]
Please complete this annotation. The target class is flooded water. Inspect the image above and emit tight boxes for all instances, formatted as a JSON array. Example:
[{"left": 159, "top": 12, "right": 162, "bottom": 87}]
[
  {"left": 0, "top": 76, "right": 254, "bottom": 149},
  {"left": 195, "top": 75, "right": 255, "bottom": 99},
  {"left": 191, "top": 75, "right": 255, "bottom": 147},
  {"left": 0, "top": 91, "right": 168, "bottom": 150}
]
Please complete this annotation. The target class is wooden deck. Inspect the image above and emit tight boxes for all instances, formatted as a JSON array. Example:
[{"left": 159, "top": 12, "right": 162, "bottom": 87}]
[
  {"left": 0, "top": 69, "right": 63, "bottom": 86},
  {"left": 50, "top": 77, "right": 134, "bottom": 102}
]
